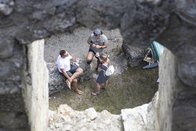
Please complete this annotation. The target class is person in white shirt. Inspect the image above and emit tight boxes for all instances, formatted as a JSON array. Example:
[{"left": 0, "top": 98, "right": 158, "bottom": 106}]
[
  {"left": 56, "top": 50, "right": 83, "bottom": 95},
  {"left": 86, "top": 28, "right": 108, "bottom": 71}
]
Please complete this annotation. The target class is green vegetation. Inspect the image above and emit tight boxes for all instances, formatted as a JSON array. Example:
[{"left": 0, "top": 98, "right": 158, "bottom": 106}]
[{"left": 49, "top": 67, "right": 158, "bottom": 114}]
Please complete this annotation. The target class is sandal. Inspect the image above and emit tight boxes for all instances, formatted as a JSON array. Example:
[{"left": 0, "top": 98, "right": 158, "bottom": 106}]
[
  {"left": 75, "top": 89, "right": 83, "bottom": 95},
  {"left": 91, "top": 92, "right": 100, "bottom": 96},
  {"left": 66, "top": 80, "right": 71, "bottom": 89}
]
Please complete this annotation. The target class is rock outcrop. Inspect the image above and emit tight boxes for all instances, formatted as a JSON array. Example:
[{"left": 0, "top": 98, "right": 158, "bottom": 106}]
[
  {"left": 48, "top": 104, "right": 123, "bottom": 131},
  {"left": 23, "top": 40, "right": 49, "bottom": 131},
  {"left": 0, "top": 0, "right": 172, "bottom": 66},
  {"left": 46, "top": 28, "right": 127, "bottom": 95},
  {"left": 1, "top": 0, "right": 196, "bottom": 130},
  {"left": 47, "top": 63, "right": 68, "bottom": 95},
  {"left": 47, "top": 62, "right": 91, "bottom": 96},
  {"left": 47, "top": 52, "right": 127, "bottom": 95},
  {"left": 48, "top": 92, "right": 158, "bottom": 131},
  {"left": 121, "top": 92, "right": 158, "bottom": 131}
]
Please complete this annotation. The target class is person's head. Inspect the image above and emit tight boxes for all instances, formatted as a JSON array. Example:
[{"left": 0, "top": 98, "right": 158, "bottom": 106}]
[
  {"left": 59, "top": 50, "right": 68, "bottom": 58},
  {"left": 99, "top": 53, "right": 108, "bottom": 63},
  {"left": 93, "top": 28, "right": 103, "bottom": 38}
]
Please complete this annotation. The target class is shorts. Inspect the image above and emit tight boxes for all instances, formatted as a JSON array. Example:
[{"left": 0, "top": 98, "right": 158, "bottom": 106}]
[
  {"left": 69, "top": 64, "right": 79, "bottom": 74},
  {"left": 89, "top": 49, "right": 96, "bottom": 55},
  {"left": 59, "top": 64, "right": 79, "bottom": 77},
  {"left": 88, "top": 49, "right": 99, "bottom": 59},
  {"left": 96, "top": 71, "right": 109, "bottom": 84}
]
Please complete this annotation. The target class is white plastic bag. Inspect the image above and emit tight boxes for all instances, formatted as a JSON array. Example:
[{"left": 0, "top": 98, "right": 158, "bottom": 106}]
[{"left": 105, "top": 65, "right": 115, "bottom": 76}]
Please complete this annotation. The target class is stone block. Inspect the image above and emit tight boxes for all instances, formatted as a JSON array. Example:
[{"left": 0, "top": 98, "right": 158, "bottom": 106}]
[
  {"left": 48, "top": 62, "right": 92, "bottom": 95},
  {"left": 0, "top": 94, "right": 25, "bottom": 112},
  {"left": 0, "top": 38, "right": 14, "bottom": 59},
  {"left": 0, "top": 111, "right": 29, "bottom": 129},
  {"left": 122, "top": 43, "right": 145, "bottom": 67}
]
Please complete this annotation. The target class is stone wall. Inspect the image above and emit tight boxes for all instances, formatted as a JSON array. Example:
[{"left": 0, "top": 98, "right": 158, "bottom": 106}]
[
  {"left": 0, "top": 0, "right": 173, "bottom": 66},
  {"left": 156, "top": 47, "right": 196, "bottom": 131},
  {"left": 48, "top": 104, "right": 123, "bottom": 131},
  {"left": 155, "top": 1, "right": 196, "bottom": 130},
  {"left": 0, "top": 39, "right": 48, "bottom": 130},
  {"left": 23, "top": 39, "right": 48, "bottom": 131},
  {"left": 0, "top": 39, "right": 29, "bottom": 129},
  {"left": 156, "top": 49, "right": 177, "bottom": 131},
  {"left": 0, "top": 0, "right": 196, "bottom": 130}
]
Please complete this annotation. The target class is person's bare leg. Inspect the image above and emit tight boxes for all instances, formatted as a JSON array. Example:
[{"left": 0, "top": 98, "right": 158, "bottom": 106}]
[
  {"left": 70, "top": 79, "right": 77, "bottom": 91},
  {"left": 70, "top": 67, "right": 83, "bottom": 82},
  {"left": 71, "top": 79, "right": 83, "bottom": 95},
  {"left": 96, "top": 59, "right": 100, "bottom": 71},
  {"left": 91, "top": 83, "right": 101, "bottom": 96},
  {"left": 86, "top": 51, "right": 94, "bottom": 65},
  {"left": 101, "top": 83, "right": 106, "bottom": 90}
]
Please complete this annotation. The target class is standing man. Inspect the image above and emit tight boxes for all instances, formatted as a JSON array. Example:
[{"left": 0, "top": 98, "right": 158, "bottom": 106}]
[
  {"left": 56, "top": 50, "right": 83, "bottom": 95},
  {"left": 86, "top": 28, "right": 108, "bottom": 70}
]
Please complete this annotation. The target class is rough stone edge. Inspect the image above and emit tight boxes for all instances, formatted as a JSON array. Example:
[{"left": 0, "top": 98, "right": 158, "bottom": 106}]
[{"left": 23, "top": 39, "right": 49, "bottom": 131}]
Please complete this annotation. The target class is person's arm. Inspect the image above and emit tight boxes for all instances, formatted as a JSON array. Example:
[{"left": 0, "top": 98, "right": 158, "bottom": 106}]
[
  {"left": 87, "top": 34, "right": 96, "bottom": 47},
  {"left": 95, "top": 44, "right": 107, "bottom": 49},
  {"left": 87, "top": 35, "right": 93, "bottom": 45},
  {"left": 61, "top": 68, "right": 71, "bottom": 81},
  {"left": 69, "top": 54, "right": 78, "bottom": 63},
  {"left": 88, "top": 41, "right": 92, "bottom": 45},
  {"left": 87, "top": 40, "right": 93, "bottom": 45},
  {"left": 65, "top": 52, "right": 73, "bottom": 61},
  {"left": 95, "top": 35, "right": 108, "bottom": 49},
  {"left": 88, "top": 40, "right": 96, "bottom": 47}
]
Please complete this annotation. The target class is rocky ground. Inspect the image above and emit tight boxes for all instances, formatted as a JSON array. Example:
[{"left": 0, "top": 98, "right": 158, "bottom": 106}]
[
  {"left": 48, "top": 92, "right": 159, "bottom": 131},
  {"left": 44, "top": 27, "right": 123, "bottom": 65},
  {"left": 44, "top": 27, "right": 158, "bottom": 114},
  {"left": 48, "top": 104, "right": 123, "bottom": 131}
]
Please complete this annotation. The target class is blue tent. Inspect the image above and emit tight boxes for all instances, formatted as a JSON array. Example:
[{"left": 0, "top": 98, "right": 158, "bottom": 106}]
[{"left": 150, "top": 41, "right": 164, "bottom": 62}]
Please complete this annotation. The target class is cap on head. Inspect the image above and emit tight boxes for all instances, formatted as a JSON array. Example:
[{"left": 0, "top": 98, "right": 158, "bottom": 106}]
[{"left": 94, "top": 28, "right": 102, "bottom": 36}]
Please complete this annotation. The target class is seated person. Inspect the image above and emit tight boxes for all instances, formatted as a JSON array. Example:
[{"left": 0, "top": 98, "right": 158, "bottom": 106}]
[{"left": 56, "top": 50, "right": 83, "bottom": 95}]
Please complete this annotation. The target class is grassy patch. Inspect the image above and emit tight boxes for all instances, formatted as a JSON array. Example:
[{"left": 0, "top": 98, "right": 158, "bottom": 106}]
[{"left": 49, "top": 67, "right": 158, "bottom": 114}]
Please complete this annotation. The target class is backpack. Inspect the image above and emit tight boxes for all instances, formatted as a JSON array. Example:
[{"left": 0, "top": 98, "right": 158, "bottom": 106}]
[{"left": 105, "top": 65, "right": 115, "bottom": 76}]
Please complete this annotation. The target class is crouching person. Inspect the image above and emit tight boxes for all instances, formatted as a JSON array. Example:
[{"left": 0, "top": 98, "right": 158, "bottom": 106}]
[
  {"left": 56, "top": 50, "right": 83, "bottom": 95},
  {"left": 91, "top": 53, "right": 110, "bottom": 96}
]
